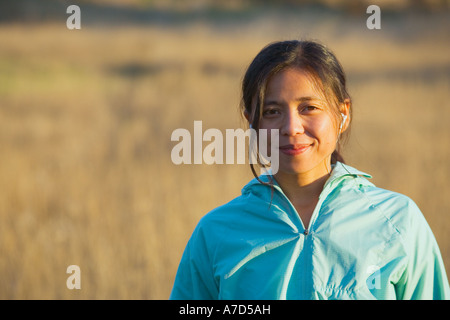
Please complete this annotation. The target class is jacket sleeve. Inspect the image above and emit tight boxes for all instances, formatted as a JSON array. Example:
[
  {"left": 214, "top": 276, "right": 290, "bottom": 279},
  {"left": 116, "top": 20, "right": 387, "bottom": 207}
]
[
  {"left": 395, "top": 200, "right": 450, "bottom": 300},
  {"left": 170, "top": 222, "right": 219, "bottom": 300}
]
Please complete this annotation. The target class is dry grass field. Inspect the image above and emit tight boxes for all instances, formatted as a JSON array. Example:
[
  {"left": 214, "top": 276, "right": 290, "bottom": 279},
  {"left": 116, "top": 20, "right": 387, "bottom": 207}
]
[{"left": 1, "top": 3, "right": 449, "bottom": 299}]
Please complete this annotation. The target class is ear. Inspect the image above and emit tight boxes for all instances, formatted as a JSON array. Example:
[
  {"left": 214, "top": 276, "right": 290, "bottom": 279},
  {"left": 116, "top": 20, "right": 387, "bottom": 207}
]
[{"left": 339, "top": 99, "right": 351, "bottom": 133}]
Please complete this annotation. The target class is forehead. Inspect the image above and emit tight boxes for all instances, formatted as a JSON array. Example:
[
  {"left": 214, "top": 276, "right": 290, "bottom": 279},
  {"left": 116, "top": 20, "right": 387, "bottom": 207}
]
[{"left": 265, "top": 67, "right": 325, "bottom": 102}]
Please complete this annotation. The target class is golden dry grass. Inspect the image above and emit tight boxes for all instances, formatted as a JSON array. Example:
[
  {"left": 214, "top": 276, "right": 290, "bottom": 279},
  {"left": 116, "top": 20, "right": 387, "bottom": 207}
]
[{"left": 0, "top": 9, "right": 449, "bottom": 299}]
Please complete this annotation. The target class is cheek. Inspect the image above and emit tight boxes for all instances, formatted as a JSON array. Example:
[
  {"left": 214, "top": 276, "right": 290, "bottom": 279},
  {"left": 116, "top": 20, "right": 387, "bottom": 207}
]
[
  {"left": 309, "top": 116, "right": 338, "bottom": 145},
  {"left": 257, "top": 121, "right": 278, "bottom": 151},
  {"left": 258, "top": 129, "right": 275, "bottom": 157},
  {"left": 258, "top": 118, "right": 278, "bottom": 131}
]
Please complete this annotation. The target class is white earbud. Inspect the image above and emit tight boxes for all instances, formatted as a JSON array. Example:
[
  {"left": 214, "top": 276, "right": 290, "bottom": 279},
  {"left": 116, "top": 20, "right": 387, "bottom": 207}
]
[{"left": 339, "top": 113, "right": 347, "bottom": 132}]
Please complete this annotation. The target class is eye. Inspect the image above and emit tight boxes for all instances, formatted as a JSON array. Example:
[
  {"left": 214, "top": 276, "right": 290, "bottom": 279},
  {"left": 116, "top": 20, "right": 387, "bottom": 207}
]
[
  {"left": 301, "top": 105, "right": 319, "bottom": 114},
  {"left": 262, "top": 108, "right": 281, "bottom": 118}
]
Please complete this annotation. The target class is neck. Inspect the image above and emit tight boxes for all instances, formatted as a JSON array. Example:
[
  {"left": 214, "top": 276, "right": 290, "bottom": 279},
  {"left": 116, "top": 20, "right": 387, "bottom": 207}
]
[{"left": 273, "top": 161, "right": 332, "bottom": 207}]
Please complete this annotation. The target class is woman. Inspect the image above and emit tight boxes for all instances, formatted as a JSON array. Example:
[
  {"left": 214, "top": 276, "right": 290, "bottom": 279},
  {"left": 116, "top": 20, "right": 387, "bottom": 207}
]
[{"left": 170, "top": 40, "right": 450, "bottom": 299}]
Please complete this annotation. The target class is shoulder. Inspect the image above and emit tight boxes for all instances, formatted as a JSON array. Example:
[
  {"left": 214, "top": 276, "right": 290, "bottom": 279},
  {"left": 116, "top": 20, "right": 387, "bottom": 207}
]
[
  {"left": 334, "top": 163, "right": 426, "bottom": 234},
  {"left": 189, "top": 192, "right": 253, "bottom": 245},
  {"left": 197, "top": 193, "right": 250, "bottom": 227},
  {"left": 190, "top": 183, "right": 274, "bottom": 250},
  {"left": 357, "top": 183, "right": 427, "bottom": 237}
]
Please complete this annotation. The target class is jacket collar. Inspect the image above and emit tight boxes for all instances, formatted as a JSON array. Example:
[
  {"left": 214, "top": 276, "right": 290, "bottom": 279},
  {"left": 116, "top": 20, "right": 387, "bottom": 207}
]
[
  {"left": 328, "top": 161, "right": 372, "bottom": 182},
  {"left": 242, "top": 162, "right": 372, "bottom": 194}
]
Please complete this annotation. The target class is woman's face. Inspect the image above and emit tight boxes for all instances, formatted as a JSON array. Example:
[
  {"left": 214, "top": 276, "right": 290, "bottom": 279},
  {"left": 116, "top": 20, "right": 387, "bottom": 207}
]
[{"left": 259, "top": 67, "right": 348, "bottom": 178}]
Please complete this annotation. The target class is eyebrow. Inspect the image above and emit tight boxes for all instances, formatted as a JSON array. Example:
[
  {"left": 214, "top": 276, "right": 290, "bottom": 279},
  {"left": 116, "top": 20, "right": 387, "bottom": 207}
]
[{"left": 263, "top": 96, "right": 322, "bottom": 106}]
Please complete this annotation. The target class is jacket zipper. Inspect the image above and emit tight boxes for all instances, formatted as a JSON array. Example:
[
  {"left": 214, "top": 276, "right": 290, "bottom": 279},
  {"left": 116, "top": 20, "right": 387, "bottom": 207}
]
[
  {"left": 272, "top": 173, "right": 347, "bottom": 235},
  {"left": 303, "top": 176, "right": 346, "bottom": 236}
]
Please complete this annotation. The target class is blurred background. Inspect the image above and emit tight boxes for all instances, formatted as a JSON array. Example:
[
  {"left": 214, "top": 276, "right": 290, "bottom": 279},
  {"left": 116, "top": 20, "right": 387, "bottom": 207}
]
[{"left": 0, "top": 0, "right": 449, "bottom": 299}]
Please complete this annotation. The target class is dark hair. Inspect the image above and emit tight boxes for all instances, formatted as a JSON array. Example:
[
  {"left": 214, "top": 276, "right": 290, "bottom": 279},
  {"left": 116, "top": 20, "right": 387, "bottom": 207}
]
[{"left": 241, "top": 40, "right": 352, "bottom": 179}]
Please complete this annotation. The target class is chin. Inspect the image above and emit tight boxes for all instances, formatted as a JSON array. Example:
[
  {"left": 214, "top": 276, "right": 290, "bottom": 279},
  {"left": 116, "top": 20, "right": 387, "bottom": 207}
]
[
  {"left": 276, "top": 155, "right": 330, "bottom": 176},
  {"left": 277, "top": 160, "right": 314, "bottom": 175}
]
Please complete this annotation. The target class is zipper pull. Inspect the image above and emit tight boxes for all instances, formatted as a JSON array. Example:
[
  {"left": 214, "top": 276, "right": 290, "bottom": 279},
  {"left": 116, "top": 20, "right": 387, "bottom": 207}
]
[{"left": 303, "top": 229, "right": 309, "bottom": 236}]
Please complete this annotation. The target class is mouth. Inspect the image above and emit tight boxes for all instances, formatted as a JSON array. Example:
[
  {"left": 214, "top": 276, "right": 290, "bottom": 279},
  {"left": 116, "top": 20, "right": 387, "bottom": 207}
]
[{"left": 279, "top": 144, "right": 312, "bottom": 156}]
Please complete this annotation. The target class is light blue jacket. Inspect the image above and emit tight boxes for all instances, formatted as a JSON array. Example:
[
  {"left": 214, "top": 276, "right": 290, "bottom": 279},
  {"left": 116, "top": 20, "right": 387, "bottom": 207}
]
[{"left": 170, "top": 162, "right": 450, "bottom": 299}]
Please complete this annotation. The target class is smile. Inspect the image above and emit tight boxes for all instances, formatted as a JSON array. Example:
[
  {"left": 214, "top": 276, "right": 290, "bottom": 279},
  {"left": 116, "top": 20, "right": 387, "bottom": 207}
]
[{"left": 279, "top": 144, "right": 312, "bottom": 156}]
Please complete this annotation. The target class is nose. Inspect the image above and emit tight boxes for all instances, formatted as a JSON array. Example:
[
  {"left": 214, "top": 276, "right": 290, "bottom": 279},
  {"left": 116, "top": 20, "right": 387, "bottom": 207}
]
[{"left": 280, "top": 111, "right": 305, "bottom": 136}]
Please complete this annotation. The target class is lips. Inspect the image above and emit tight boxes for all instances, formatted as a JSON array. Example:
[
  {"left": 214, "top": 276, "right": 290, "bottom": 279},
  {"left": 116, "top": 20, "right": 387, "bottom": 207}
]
[{"left": 279, "top": 144, "right": 312, "bottom": 156}]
